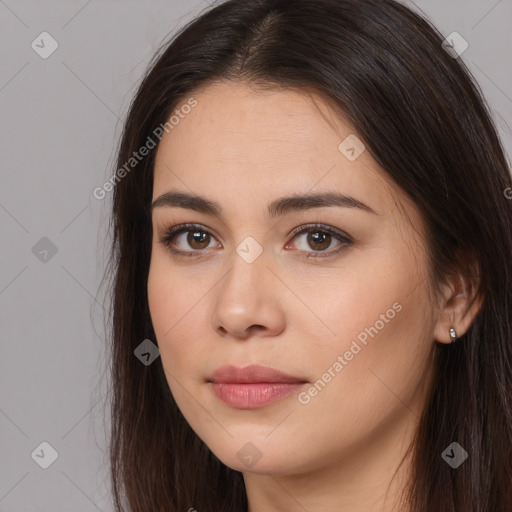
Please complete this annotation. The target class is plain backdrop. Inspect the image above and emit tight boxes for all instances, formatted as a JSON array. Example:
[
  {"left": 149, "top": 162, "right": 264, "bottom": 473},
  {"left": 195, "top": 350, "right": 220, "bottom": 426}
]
[{"left": 0, "top": 0, "right": 511, "bottom": 510}]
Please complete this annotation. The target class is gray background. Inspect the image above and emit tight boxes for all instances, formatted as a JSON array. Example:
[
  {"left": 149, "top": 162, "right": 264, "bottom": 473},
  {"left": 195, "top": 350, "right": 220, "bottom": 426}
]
[{"left": 0, "top": 1, "right": 510, "bottom": 510}]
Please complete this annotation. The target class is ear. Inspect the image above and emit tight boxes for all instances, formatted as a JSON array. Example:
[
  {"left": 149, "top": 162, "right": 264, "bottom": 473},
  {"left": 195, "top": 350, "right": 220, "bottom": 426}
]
[{"left": 433, "top": 263, "right": 483, "bottom": 344}]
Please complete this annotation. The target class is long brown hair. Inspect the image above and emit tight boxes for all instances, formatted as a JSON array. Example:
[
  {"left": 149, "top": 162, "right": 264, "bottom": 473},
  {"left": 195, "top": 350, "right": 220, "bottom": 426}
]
[{"left": 105, "top": 0, "right": 512, "bottom": 510}]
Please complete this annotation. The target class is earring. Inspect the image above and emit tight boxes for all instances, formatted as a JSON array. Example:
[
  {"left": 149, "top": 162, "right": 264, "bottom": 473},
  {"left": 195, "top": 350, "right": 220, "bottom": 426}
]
[{"left": 449, "top": 327, "right": 458, "bottom": 343}]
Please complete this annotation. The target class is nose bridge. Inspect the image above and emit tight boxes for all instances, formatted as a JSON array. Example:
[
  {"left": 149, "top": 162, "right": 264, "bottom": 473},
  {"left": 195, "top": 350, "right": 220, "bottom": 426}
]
[
  {"left": 211, "top": 235, "right": 284, "bottom": 337},
  {"left": 222, "top": 235, "right": 269, "bottom": 298}
]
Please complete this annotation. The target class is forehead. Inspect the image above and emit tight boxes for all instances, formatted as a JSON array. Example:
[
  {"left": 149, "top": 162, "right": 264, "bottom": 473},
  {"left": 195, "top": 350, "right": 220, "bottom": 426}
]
[{"left": 152, "top": 81, "right": 406, "bottom": 220}]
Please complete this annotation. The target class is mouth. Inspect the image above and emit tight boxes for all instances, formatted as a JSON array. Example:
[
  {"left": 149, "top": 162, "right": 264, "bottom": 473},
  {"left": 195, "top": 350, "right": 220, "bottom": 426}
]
[{"left": 207, "top": 364, "right": 308, "bottom": 409}]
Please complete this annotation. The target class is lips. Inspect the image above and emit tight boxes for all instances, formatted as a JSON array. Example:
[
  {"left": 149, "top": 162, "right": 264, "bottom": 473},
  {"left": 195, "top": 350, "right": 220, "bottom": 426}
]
[
  {"left": 208, "top": 364, "right": 308, "bottom": 409},
  {"left": 209, "top": 364, "right": 306, "bottom": 384}
]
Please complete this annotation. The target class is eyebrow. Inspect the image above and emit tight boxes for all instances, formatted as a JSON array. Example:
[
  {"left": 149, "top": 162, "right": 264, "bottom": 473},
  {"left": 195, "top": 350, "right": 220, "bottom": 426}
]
[{"left": 151, "top": 190, "right": 379, "bottom": 218}]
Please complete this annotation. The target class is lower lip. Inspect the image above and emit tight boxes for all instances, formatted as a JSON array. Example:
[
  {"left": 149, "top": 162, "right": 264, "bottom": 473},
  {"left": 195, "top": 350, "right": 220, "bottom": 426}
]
[{"left": 210, "top": 382, "right": 305, "bottom": 409}]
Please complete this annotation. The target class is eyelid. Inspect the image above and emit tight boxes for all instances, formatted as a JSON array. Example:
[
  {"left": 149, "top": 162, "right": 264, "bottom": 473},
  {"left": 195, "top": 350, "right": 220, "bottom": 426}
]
[{"left": 287, "top": 223, "right": 352, "bottom": 243}]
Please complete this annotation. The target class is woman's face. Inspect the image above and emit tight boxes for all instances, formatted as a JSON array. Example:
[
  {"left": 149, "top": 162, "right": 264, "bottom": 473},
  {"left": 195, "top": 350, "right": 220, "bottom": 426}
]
[{"left": 148, "top": 81, "right": 438, "bottom": 477}]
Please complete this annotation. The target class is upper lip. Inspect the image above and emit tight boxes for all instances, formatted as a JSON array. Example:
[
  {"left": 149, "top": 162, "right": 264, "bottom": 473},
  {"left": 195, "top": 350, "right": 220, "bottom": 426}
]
[{"left": 209, "top": 364, "right": 307, "bottom": 384}]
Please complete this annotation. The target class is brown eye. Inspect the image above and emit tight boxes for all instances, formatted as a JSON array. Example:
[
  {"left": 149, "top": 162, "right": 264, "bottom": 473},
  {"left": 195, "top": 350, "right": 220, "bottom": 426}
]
[
  {"left": 160, "top": 222, "right": 352, "bottom": 260},
  {"left": 307, "top": 231, "right": 332, "bottom": 251},
  {"left": 286, "top": 223, "right": 353, "bottom": 259},
  {"left": 187, "top": 230, "right": 210, "bottom": 249},
  {"left": 159, "top": 223, "right": 219, "bottom": 255}
]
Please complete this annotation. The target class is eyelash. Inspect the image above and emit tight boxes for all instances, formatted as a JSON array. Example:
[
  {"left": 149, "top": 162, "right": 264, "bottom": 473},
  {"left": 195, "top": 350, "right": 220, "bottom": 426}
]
[{"left": 158, "top": 222, "right": 353, "bottom": 259}]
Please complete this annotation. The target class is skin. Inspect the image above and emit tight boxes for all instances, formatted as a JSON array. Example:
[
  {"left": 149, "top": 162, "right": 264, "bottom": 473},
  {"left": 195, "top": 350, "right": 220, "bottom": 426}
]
[{"left": 147, "top": 81, "right": 481, "bottom": 512}]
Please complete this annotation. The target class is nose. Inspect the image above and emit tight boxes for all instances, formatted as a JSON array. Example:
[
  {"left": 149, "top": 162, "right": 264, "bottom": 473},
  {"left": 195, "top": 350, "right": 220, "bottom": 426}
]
[{"left": 210, "top": 247, "right": 286, "bottom": 340}]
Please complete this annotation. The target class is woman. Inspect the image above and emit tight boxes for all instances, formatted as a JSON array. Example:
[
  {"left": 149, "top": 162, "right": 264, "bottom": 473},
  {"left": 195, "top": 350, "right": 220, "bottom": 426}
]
[{"left": 105, "top": 0, "right": 512, "bottom": 510}]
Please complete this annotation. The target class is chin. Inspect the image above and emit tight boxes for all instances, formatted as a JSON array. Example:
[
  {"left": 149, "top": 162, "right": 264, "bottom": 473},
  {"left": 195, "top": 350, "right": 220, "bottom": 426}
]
[{"left": 202, "top": 434, "right": 305, "bottom": 475}]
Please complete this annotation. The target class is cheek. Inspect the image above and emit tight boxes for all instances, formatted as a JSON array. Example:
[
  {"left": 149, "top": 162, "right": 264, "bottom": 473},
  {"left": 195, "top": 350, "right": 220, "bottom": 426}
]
[
  {"left": 147, "top": 255, "right": 210, "bottom": 376},
  {"left": 147, "top": 260, "right": 219, "bottom": 443},
  {"left": 289, "top": 242, "right": 425, "bottom": 350},
  {"left": 294, "top": 246, "right": 434, "bottom": 407},
  {"left": 291, "top": 294, "right": 434, "bottom": 464},
  {"left": 147, "top": 251, "right": 200, "bottom": 329}
]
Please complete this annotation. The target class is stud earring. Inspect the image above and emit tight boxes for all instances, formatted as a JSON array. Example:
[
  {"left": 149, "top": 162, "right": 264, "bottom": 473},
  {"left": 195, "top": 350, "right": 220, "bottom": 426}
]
[{"left": 449, "top": 327, "right": 458, "bottom": 343}]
